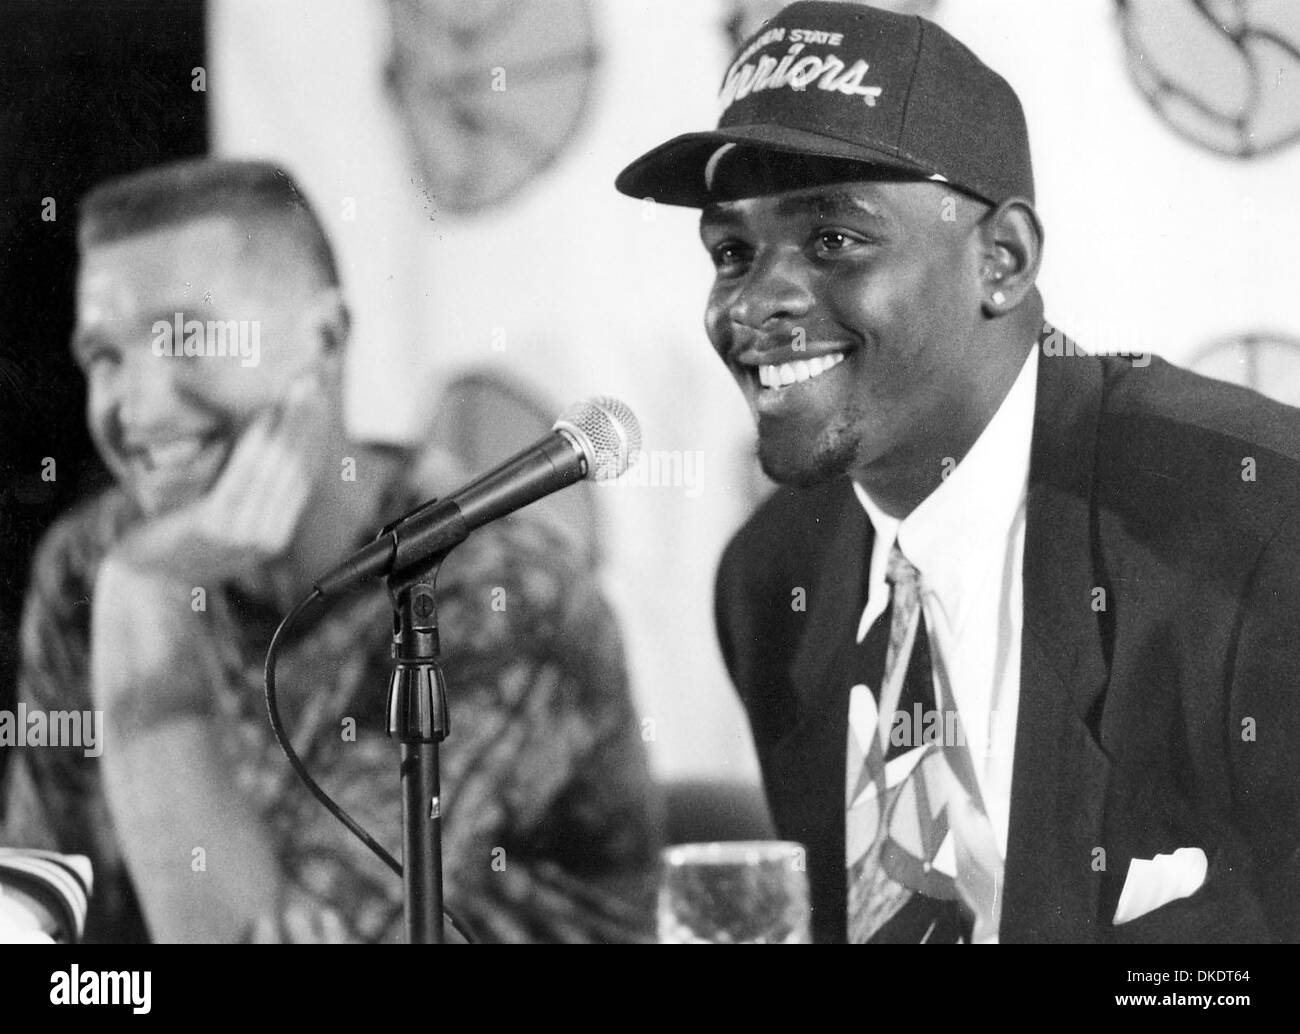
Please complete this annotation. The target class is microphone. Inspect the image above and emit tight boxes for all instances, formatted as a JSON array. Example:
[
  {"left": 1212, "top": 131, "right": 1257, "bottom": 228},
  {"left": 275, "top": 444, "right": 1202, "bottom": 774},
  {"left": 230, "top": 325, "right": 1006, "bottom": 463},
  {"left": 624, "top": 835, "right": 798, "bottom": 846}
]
[{"left": 314, "top": 396, "right": 641, "bottom": 597}]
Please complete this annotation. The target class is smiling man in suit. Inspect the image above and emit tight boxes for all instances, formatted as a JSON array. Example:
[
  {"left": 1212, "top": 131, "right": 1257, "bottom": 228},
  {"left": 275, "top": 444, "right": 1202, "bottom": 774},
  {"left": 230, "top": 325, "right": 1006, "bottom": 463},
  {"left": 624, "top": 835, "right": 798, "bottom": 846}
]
[{"left": 617, "top": 1, "right": 1300, "bottom": 942}]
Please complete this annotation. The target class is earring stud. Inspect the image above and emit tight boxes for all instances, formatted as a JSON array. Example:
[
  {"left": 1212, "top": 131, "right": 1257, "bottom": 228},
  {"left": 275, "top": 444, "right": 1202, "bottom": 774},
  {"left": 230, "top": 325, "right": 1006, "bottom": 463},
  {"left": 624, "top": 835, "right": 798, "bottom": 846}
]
[{"left": 991, "top": 290, "right": 1007, "bottom": 306}]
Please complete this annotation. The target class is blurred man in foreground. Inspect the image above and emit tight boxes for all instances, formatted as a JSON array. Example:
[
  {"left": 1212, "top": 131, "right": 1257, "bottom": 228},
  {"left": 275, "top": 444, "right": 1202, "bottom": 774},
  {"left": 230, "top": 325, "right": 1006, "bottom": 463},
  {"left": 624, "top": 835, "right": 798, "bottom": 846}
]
[{"left": 1, "top": 158, "right": 658, "bottom": 943}]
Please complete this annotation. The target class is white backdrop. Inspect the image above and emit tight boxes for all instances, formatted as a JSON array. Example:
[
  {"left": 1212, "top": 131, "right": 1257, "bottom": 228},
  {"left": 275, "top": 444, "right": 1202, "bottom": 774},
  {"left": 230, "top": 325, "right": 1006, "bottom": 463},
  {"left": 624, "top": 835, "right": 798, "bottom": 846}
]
[{"left": 211, "top": 0, "right": 1300, "bottom": 783}]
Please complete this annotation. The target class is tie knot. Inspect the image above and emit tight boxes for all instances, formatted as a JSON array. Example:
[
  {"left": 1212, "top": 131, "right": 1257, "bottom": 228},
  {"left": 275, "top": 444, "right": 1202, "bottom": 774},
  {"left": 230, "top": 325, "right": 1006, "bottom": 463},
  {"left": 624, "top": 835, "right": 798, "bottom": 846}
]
[{"left": 886, "top": 543, "right": 921, "bottom": 592}]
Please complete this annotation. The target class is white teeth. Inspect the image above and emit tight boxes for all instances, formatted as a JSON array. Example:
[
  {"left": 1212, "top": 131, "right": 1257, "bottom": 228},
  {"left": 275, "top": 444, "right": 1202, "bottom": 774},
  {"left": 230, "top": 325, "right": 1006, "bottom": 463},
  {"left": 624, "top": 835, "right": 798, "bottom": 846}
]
[
  {"left": 140, "top": 438, "right": 205, "bottom": 470},
  {"left": 758, "top": 352, "right": 845, "bottom": 389}
]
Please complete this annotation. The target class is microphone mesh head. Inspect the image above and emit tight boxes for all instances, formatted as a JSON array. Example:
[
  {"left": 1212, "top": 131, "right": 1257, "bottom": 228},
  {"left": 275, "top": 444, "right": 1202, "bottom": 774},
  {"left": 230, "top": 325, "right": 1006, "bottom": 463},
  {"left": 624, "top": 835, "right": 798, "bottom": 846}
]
[{"left": 554, "top": 397, "right": 642, "bottom": 481}]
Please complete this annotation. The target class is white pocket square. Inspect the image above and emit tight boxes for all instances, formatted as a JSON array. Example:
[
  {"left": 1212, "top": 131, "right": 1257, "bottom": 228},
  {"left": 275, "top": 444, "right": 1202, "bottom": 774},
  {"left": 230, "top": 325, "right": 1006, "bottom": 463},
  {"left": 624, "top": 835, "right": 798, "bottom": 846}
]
[{"left": 1112, "top": 847, "right": 1208, "bottom": 925}]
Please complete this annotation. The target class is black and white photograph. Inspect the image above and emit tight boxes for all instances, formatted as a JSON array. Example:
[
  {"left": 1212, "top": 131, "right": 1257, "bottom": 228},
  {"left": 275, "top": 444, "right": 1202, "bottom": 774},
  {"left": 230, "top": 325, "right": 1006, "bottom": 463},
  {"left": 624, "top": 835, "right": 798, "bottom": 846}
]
[{"left": 0, "top": 0, "right": 1295, "bottom": 1001}]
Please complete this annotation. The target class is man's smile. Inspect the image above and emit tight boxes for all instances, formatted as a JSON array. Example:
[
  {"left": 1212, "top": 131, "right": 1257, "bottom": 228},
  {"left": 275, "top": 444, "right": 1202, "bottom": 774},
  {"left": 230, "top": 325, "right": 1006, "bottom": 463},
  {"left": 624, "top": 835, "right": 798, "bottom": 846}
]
[
  {"left": 756, "top": 351, "right": 846, "bottom": 388},
  {"left": 115, "top": 427, "right": 233, "bottom": 510},
  {"left": 731, "top": 341, "right": 855, "bottom": 417},
  {"left": 123, "top": 433, "right": 221, "bottom": 471}
]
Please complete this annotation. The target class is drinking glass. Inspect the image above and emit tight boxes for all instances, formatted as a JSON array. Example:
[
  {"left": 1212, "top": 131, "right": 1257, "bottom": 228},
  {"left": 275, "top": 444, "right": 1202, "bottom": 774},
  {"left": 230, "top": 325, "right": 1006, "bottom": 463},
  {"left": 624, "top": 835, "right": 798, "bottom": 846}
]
[{"left": 657, "top": 840, "right": 811, "bottom": 944}]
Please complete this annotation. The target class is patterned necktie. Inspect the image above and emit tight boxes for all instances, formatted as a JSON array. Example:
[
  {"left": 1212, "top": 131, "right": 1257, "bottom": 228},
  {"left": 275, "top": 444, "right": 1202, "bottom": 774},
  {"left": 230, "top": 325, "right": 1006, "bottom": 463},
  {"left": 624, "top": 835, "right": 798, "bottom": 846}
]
[{"left": 845, "top": 543, "right": 1003, "bottom": 943}]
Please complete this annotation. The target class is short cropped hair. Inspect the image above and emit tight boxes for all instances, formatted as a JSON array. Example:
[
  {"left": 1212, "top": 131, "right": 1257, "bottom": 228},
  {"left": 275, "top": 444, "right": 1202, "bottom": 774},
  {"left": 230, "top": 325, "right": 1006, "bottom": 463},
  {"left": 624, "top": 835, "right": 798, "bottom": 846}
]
[{"left": 77, "top": 158, "right": 340, "bottom": 288}]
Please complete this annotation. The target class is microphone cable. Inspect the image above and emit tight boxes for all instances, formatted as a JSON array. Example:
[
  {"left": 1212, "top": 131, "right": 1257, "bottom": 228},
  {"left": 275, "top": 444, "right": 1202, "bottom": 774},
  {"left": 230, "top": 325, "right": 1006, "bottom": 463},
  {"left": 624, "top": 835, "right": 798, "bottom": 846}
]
[{"left": 264, "top": 587, "right": 475, "bottom": 944}]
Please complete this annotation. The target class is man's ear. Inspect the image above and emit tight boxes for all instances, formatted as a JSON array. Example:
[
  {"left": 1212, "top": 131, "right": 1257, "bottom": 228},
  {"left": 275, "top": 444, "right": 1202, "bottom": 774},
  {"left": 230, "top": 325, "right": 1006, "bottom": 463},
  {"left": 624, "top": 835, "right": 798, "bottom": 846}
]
[{"left": 977, "top": 198, "right": 1043, "bottom": 317}]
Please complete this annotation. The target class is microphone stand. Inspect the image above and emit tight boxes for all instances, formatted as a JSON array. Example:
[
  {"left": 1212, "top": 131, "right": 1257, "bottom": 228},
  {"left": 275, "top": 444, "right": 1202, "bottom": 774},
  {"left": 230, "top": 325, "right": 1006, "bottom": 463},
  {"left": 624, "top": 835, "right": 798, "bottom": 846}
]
[
  {"left": 287, "top": 412, "right": 625, "bottom": 943},
  {"left": 386, "top": 552, "right": 453, "bottom": 944}
]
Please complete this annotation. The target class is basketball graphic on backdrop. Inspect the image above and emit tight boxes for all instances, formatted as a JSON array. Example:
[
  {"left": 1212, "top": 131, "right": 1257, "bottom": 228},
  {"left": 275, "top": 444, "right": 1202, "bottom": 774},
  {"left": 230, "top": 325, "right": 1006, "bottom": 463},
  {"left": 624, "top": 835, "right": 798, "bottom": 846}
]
[
  {"left": 1116, "top": 0, "right": 1300, "bottom": 158},
  {"left": 383, "top": 0, "right": 601, "bottom": 216}
]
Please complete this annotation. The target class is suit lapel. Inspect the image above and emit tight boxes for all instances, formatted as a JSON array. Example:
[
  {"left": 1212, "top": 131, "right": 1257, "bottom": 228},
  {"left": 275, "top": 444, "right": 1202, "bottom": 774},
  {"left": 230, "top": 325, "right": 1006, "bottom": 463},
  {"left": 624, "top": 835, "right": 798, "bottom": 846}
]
[
  {"left": 1000, "top": 333, "right": 1113, "bottom": 942},
  {"left": 790, "top": 483, "right": 871, "bottom": 720},
  {"left": 775, "top": 483, "right": 870, "bottom": 943}
]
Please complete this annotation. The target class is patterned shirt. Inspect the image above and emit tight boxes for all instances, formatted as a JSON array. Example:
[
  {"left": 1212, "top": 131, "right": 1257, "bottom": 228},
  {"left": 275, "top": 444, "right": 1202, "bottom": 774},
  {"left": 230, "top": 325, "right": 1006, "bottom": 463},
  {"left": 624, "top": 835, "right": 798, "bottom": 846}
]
[{"left": 0, "top": 449, "right": 661, "bottom": 943}]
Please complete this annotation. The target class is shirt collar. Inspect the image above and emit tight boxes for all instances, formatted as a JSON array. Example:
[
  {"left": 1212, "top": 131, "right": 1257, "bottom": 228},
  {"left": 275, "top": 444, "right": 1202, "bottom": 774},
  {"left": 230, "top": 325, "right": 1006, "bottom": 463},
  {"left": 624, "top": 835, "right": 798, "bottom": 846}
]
[{"left": 854, "top": 345, "right": 1038, "bottom": 590}]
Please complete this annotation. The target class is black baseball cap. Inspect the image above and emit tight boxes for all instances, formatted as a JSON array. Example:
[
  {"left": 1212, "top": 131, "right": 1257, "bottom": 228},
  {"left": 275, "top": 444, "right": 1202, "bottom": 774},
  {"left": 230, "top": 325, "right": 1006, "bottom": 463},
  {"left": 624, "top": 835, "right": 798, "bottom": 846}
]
[{"left": 615, "top": 1, "right": 1033, "bottom": 208}]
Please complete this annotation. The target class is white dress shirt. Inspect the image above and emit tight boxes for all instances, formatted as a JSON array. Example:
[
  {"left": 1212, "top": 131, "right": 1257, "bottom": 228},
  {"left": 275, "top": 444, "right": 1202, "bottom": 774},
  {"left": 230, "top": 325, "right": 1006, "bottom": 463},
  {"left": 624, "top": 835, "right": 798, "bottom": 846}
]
[{"left": 852, "top": 345, "right": 1038, "bottom": 941}]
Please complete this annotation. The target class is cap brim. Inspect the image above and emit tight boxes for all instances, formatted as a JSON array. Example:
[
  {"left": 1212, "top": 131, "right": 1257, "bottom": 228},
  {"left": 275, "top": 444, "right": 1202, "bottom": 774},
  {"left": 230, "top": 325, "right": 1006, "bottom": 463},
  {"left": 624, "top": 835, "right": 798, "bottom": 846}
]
[{"left": 615, "top": 124, "right": 935, "bottom": 208}]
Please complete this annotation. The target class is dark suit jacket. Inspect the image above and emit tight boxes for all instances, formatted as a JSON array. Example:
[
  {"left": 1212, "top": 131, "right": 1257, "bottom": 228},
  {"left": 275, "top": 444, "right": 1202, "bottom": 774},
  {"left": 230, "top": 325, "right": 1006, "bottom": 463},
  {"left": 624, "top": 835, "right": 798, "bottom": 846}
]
[{"left": 716, "top": 341, "right": 1300, "bottom": 943}]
